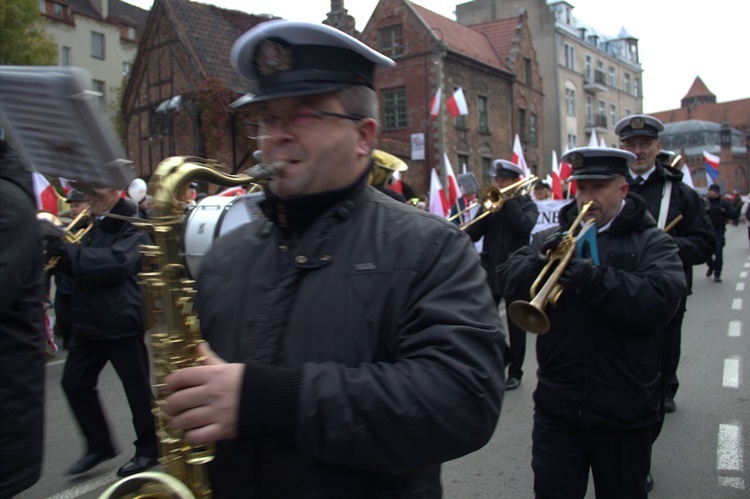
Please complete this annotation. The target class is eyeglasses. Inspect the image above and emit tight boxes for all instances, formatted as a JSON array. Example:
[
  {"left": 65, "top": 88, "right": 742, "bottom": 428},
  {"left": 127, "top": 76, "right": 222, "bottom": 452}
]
[
  {"left": 257, "top": 108, "right": 363, "bottom": 131},
  {"left": 621, "top": 138, "right": 656, "bottom": 150}
]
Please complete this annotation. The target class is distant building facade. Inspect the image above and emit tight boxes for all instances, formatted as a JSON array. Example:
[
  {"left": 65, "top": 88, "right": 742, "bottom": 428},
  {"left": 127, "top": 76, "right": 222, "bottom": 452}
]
[
  {"left": 40, "top": 0, "right": 148, "bottom": 141},
  {"left": 652, "top": 77, "right": 750, "bottom": 193},
  {"left": 360, "top": 0, "right": 543, "bottom": 194},
  {"left": 456, "top": 0, "right": 643, "bottom": 175}
]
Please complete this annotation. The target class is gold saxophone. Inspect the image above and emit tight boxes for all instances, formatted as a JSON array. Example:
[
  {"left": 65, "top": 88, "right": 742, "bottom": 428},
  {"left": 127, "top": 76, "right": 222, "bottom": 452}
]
[{"left": 99, "top": 157, "right": 282, "bottom": 499}]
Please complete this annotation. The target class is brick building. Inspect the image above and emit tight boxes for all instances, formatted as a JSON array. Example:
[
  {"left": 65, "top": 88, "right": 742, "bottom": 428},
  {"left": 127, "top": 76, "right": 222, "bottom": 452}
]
[
  {"left": 360, "top": 0, "right": 543, "bottom": 194},
  {"left": 651, "top": 77, "right": 750, "bottom": 193},
  {"left": 121, "top": 0, "right": 273, "bottom": 181}
]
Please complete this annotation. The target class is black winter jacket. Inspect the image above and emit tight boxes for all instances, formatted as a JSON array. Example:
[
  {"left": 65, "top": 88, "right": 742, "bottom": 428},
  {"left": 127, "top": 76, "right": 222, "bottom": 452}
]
[
  {"left": 196, "top": 183, "right": 505, "bottom": 498},
  {"left": 627, "top": 162, "right": 715, "bottom": 293},
  {"left": 56, "top": 198, "right": 148, "bottom": 340},
  {"left": 0, "top": 142, "right": 46, "bottom": 497},
  {"left": 500, "top": 194, "right": 686, "bottom": 429},
  {"left": 465, "top": 194, "right": 538, "bottom": 295}
]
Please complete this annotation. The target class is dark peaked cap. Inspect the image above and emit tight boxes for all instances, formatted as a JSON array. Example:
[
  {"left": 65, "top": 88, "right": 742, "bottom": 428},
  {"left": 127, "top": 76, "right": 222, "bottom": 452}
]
[{"left": 230, "top": 21, "right": 395, "bottom": 108}]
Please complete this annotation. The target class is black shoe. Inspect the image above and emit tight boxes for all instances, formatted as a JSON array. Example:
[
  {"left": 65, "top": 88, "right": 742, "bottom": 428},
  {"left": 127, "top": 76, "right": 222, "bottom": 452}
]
[
  {"left": 706, "top": 267, "right": 713, "bottom": 277},
  {"left": 714, "top": 275, "right": 722, "bottom": 283},
  {"left": 646, "top": 472, "right": 654, "bottom": 491},
  {"left": 67, "top": 450, "right": 117, "bottom": 475},
  {"left": 505, "top": 377, "right": 521, "bottom": 390},
  {"left": 664, "top": 397, "right": 676, "bottom": 413},
  {"left": 117, "top": 456, "right": 159, "bottom": 477}
]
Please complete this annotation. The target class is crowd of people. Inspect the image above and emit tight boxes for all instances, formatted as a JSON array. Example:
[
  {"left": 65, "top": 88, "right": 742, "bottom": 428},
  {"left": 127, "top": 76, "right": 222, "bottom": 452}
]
[{"left": 3, "top": 19, "right": 750, "bottom": 499}]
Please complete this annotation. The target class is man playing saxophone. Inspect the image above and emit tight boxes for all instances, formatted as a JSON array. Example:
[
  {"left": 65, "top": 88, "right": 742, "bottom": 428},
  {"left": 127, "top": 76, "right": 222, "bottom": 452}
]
[
  {"left": 499, "top": 147, "right": 686, "bottom": 498},
  {"left": 161, "top": 21, "right": 505, "bottom": 498}
]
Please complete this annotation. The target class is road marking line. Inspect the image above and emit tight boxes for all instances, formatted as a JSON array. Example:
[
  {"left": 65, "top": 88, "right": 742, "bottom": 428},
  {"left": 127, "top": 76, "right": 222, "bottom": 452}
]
[
  {"left": 745, "top": 263, "right": 750, "bottom": 268},
  {"left": 718, "top": 476, "right": 745, "bottom": 489},
  {"left": 723, "top": 357, "right": 740, "bottom": 388},
  {"left": 717, "top": 422, "right": 743, "bottom": 471},
  {"left": 47, "top": 471, "right": 117, "bottom": 499},
  {"left": 742, "top": 271, "right": 749, "bottom": 278},
  {"left": 732, "top": 298, "right": 743, "bottom": 310},
  {"left": 728, "top": 321, "right": 742, "bottom": 337},
  {"left": 738, "top": 283, "right": 746, "bottom": 292}
]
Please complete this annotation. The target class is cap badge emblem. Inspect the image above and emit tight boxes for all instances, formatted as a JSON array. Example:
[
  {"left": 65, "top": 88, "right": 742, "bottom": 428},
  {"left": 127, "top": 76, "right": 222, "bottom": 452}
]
[
  {"left": 630, "top": 117, "right": 645, "bottom": 129},
  {"left": 568, "top": 153, "right": 584, "bottom": 168},
  {"left": 255, "top": 40, "right": 294, "bottom": 77}
]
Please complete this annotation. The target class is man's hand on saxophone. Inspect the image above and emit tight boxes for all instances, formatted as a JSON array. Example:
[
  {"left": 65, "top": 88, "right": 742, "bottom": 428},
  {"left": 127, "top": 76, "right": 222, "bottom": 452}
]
[{"left": 163, "top": 342, "right": 244, "bottom": 446}]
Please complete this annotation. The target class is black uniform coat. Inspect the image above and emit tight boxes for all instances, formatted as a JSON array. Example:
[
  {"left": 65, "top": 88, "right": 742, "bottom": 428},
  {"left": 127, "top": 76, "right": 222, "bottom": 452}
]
[
  {"left": 465, "top": 194, "right": 538, "bottom": 295},
  {"left": 0, "top": 142, "right": 46, "bottom": 497},
  {"left": 56, "top": 198, "right": 148, "bottom": 340},
  {"left": 627, "top": 162, "right": 715, "bottom": 293},
  {"left": 197, "top": 182, "right": 505, "bottom": 498},
  {"left": 501, "top": 194, "right": 686, "bottom": 429}
]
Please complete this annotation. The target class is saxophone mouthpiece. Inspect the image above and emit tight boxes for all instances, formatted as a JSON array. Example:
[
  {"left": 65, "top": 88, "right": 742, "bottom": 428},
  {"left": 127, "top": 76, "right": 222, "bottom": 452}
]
[{"left": 243, "top": 160, "right": 285, "bottom": 181}]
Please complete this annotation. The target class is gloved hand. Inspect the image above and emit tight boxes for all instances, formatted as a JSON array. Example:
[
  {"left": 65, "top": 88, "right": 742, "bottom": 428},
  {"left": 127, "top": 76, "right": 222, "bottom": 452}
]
[
  {"left": 46, "top": 236, "right": 67, "bottom": 259},
  {"left": 540, "top": 230, "right": 564, "bottom": 255},
  {"left": 559, "top": 257, "right": 601, "bottom": 296},
  {"left": 501, "top": 197, "right": 521, "bottom": 216}
]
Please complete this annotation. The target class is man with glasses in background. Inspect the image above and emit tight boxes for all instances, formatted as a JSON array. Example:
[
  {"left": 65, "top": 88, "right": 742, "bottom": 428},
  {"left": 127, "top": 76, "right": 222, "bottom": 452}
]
[
  {"left": 160, "top": 20, "right": 505, "bottom": 498},
  {"left": 615, "top": 114, "right": 715, "bottom": 491}
]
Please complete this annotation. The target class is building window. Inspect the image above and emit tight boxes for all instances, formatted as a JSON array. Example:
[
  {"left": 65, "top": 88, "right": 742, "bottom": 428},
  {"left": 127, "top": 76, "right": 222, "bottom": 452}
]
[
  {"left": 564, "top": 43, "right": 575, "bottom": 70},
  {"left": 597, "top": 100, "right": 606, "bottom": 127},
  {"left": 584, "top": 55, "right": 592, "bottom": 82},
  {"left": 482, "top": 157, "right": 492, "bottom": 184},
  {"left": 530, "top": 113, "right": 537, "bottom": 146},
  {"left": 634, "top": 77, "right": 640, "bottom": 97},
  {"left": 457, "top": 154, "right": 469, "bottom": 173},
  {"left": 378, "top": 25, "right": 404, "bottom": 58},
  {"left": 122, "top": 25, "right": 137, "bottom": 42},
  {"left": 61, "top": 46, "right": 71, "bottom": 66},
  {"left": 478, "top": 96, "right": 489, "bottom": 133},
  {"left": 610, "top": 104, "right": 617, "bottom": 127},
  {"left": 586, "top": 95, "right": 593, "bottom": 126},
  {"left": 382, "top": 88, "right": 407, "bottom": 130},
  {"left": 608, "top": 66, "right": 616, "bottom": 87},
  {"left": 623, "top": 73, "right": 631, "bottom": 94},
  {"left": 565, "top": 88, "right": 576, "bottom": 117},
  {"left": 524, "top": 57, "right": 532, "bottom": 85},
  {"left": 123, "top": 62, "right": 132, "bottom": 75},
  {"left": 518, "top": 108, "right": 527, "bottom": 141},
  {"left": 91, "top": 32, "right": 105, "bottom": 60},
  {"left": 625, "top": 108, "right": 632, "bottom": 118},
  {"left": 92, "top": 79, "right": 106, "bottom": 111},
  {"left": 567, "top": 133, "right": 577, "bottom": 149}
]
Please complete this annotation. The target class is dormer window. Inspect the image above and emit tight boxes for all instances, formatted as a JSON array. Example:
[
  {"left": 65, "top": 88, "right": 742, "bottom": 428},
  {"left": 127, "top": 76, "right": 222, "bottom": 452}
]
[{"left": 122, "top": 25, "right": 138, "bottom": 42}]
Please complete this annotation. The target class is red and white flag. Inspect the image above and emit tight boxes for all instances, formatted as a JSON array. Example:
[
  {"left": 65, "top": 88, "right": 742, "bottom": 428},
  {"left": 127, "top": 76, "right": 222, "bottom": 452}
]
[
  {"left": 443, "top": 153, "right": 460, "bottom": 208},
  {"left": 59, "top": 177, "right": 74, "bottom": 195},
  {"left": 559, "top": 146, "right": 576, "bottom": 198},
  {"left": 511, "top": 134, "right": 531, "bottom": 177},
  {"left": 446, "top": 88, "right": 468, "bottom": 118},
  {"left": 390, "top": 169, "right": 403, "bottom": 194},
  {"left": 32, "top": 172, "right": 59, "bottom": 215},
  {"left": 588, "top": 129, "right": 599, "bottom": 148},
  {"left": 549, "top": 150, "right": 564, "bottom": 200},
  {"left": 429, "top": 87, "right": 442, "bottom": 120},
  {"left": 220, "top": 186, "right": 246, "bottom": 197},
  {"left": 681, "top": 164, "right": 694, "bottom": 189},
  {"left": 428, "top": 168, "right": 449, "bottom": 217}
]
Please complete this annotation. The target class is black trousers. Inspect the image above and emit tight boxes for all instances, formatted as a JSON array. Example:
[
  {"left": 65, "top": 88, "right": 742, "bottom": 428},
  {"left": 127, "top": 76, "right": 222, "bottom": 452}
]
[
  {"left": 707, "top": 229, "right": 726, "bottom": 276},
  {"left": 532, "top": 410, "right": 651, "bottom": 499},
  {"left": 493, "top": 294, "right": 526, "bottom": 379},
  {"left": 61, "top": 335, "right": 158, "bottom": 458}
]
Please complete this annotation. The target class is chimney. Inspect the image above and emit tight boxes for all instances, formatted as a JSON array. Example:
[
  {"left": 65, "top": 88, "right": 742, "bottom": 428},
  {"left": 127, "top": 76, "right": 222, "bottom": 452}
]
[{"left": 91, "top": 0, "right": 108, "bottom": 19}]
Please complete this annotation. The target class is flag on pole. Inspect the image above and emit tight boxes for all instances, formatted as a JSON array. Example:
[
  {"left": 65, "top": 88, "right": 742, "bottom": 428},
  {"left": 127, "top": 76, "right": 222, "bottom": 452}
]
[
  {"left": 703, "top": 151, "right": 720, "bottom": 181},
  {"left": 390, "top": 169, "right": 403, "bottom": 194},
  {"left": 444, "top": 153, "right": 460, "bottom": 207},
  {"left": 511, "top": 134, "right": 531, "bottom": 177},
  {"left": 32, "top": 172, "right": 59, "bottom": 215},
  {"left": 559, "top": 146, "right": 576, "bottom": 198},
  {"left": 429, "top": 87, "right": 442, "bottom": 120},
  {"left": 599, "top": 137, "right": 607, "bottom": 148},
  {"left": 681, "top": 164, "right": 694, "bottom": 189},
  {"left": 446, "top": 88, "right": 468, "bottom": 118},
  {"left": 549, "top": 150, "right": 564, "bottom": 200},
  {"left": 428, "top": 168, "right": 449, "bottom": 217},
  {"left": 588, "top": 129, "right": 599, "bottom": 148}
]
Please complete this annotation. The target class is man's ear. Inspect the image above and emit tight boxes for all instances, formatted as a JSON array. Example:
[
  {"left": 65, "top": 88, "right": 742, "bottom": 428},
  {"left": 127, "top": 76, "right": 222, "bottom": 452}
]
[{"left": 354, "top": 118, "right": 378, "bottom": 159}]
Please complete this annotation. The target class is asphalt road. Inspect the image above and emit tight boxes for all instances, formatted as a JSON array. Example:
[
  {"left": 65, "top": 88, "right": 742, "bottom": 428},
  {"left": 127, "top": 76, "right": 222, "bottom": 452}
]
[{"left": 17, "top": 223, "right": 750, "bottom": 498}]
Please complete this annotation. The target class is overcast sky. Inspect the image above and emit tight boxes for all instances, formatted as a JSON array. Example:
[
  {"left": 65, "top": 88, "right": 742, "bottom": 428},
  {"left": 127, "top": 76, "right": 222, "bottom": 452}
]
[{"left": 126, "top": 0, "right": 748, "bottom": 113}]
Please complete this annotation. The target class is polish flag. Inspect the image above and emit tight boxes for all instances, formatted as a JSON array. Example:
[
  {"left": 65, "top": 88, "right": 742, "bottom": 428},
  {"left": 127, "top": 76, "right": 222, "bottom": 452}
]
[
  {"left": 559, "top": 146, "right": 576, "bottom": 198},
  {"left": 59, "top": 177, "right": 74, "bottom": 195},
  {"left": 428, "top": 168, "right": 449, "bottom": 217},
  {"left": 446, "top": 88, "right": 468, "bottom": 118},
  {"left": 429, "top": 87, "right": 442, "bottom": 120},
  {"left": 389, "top": 169, "right": 403, "bottom": 194},
  {"left": 32, "top": 172, "right": 59, "bottom": 215},
  {"left": 703, "top": 150, "right": 720, "bottom": 181},
  {"left": 511, "top": 134, "right": 531, "bottom": 177},
  {"left": 220, "top": 186, "right": 246, "bottom": 197},
  {"left": 549, "top": 150, "right": 564, "bottom": 200},
  {"left": 444, "top": 153, "right": 460, "bottom": 208},
  {"left": 588, "top": 129, "right": 599, "bottom": 148},
  {"left": 681, "top": 164, "right": 694, "bottom": 189}
]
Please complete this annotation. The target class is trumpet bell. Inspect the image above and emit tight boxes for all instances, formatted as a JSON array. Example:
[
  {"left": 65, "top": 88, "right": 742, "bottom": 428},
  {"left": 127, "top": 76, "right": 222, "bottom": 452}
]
[{"left": 507, "top": 300, "right": 550, "bottom": 335}]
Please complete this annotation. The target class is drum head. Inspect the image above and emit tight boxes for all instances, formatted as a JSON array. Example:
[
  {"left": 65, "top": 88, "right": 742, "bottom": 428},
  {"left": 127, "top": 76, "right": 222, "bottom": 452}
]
[{"left": 183, "top": 192, "right": 265, "bottom": 277}]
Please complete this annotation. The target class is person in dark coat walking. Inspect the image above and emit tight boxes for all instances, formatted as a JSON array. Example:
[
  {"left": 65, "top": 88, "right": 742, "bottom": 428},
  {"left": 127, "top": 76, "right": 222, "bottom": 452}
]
[
  {"left": 704, "top": 183, "right": 738, "bottom": 282},
  {"left": 160, "top": 21, "right": 505, "bottom": 498},
  {"left": 465, "top": 159, "right": 538, "bottom": 390},
  {"left": 501, "top": 147, "right": 686, "bottom": 498},
  {"left": 0, "top": 139, "right": 46, "bottom": 498},
  {"left": 52, "top": 183, "right": 158, "bottom": 478}
]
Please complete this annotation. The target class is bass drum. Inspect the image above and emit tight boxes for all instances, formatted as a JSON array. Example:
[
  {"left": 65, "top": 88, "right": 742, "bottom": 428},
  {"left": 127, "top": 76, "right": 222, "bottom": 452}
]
[{"left": 183, "top": 192, "right": 266, "bottom": 277}]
